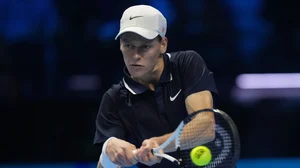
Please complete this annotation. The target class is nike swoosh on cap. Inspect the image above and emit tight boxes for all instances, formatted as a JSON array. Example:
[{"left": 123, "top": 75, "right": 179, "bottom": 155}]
[{"left": 129, "top": 16, "right": 143, "bottom": 20}]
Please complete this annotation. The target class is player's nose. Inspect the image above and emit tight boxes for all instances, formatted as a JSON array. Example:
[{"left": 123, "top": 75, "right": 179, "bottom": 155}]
[{"left": 133, "top": 52, "right": 142, "bottom": 59}]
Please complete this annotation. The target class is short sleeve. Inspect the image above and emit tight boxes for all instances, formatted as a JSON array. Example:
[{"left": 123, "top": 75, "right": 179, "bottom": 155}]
[
  {"left": 93, "top": 91, "right": 126, "bottom": 146},
  {"left": 180, "top": 50, "right": 218, "bottom": 98}
]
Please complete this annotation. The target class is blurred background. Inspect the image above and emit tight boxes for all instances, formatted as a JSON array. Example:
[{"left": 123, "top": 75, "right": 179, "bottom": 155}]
[{"left": 0, "top": 0, "right": 299, "bottom": 167}]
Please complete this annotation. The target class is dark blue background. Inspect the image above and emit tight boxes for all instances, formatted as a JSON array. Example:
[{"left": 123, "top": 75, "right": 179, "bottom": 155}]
[{"left": 1, "top": 0, "right": 299, "bottom": 166}]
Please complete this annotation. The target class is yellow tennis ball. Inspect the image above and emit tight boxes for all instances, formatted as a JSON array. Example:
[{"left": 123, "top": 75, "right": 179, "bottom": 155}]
[{"left": 190, "top": 146, "right": 212, "bottom": 166}]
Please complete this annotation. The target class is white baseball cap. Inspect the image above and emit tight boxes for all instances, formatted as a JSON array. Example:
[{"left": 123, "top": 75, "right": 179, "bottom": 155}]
[{"left": 115, "top": 5, "right": 167, "bottom": 40}]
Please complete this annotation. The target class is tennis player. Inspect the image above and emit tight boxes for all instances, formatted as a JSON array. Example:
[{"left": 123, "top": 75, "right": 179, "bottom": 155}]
[{"left": 94, "top": 5, "right": 218, "bottom": 168}]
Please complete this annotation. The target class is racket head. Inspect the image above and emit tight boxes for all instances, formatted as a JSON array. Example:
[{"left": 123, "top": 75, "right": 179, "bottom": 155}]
[{"left": 178, "top": 108, "right": 241, "bottom": 168}]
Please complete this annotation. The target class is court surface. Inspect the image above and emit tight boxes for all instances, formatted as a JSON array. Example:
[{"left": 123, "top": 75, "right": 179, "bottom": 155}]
[{"left": 1, "top": 158, "right": 300, "bottom": 168}]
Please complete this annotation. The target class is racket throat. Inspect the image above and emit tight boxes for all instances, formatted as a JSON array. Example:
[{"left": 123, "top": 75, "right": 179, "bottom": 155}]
[{"left": 176, "top": 147, "right": 186, "bottom": 167}]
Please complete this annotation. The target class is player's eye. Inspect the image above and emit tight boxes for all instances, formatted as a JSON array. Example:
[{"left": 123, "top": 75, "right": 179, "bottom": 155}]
[
  {"left": 124, "top": 44, "right": 134, "bottom": 49},
  {"left": 142, "top": 45, "right": 151, "bottom": 49}
]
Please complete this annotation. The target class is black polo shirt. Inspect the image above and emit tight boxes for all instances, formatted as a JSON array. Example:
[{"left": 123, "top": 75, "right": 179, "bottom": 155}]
[{"left": 94, "top": 50, "right": 218, "bottom": 168}]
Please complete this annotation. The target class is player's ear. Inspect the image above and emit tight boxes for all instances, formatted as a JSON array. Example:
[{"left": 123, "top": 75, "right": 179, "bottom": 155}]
[{"left": 160, "top": 36, "right": 168, "bottom": 54}]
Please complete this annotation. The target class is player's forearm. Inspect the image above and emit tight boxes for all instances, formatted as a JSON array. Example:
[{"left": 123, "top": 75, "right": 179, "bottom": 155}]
[
  {"left": 180, "top": 91, "right": 215, "bottom": 149},
  {"left": 160, "top": 112, "right": 215, "bottom": 153},
  {"left": 180, "top": 112, "right": 215, "bottom": 150}
]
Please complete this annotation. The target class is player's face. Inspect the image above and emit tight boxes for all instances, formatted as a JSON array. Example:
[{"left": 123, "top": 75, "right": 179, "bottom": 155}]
[{"left": 120, "top": 33, "right": 167, "bottom": 79}]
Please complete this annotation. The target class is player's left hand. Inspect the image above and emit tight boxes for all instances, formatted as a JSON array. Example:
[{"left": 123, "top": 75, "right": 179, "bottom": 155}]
[{"left": 135, "top": 138, "right": 162, "bottom": 166}]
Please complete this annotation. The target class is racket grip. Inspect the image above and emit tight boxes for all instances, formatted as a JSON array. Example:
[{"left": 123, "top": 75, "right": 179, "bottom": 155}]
[{"left": 132, "top": 149, "right": 138, "bottom": 161}]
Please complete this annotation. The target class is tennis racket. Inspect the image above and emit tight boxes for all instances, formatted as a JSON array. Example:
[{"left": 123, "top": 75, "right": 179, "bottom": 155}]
[{"left": 133, "top": 108, "right": 240, "bottom": 168}]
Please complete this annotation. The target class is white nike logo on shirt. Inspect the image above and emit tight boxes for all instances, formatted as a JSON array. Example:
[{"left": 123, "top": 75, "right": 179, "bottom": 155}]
[{"left": 170, "top": 89, "right": 182, "bottom": 101}]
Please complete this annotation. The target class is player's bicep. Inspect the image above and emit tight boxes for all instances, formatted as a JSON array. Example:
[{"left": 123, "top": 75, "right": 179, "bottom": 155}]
[{"left": 185, "top": 90, "right": 213, "bottom": 114}]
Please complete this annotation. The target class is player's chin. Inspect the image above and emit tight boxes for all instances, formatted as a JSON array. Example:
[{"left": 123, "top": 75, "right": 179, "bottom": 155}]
[{"left": 130, "top": 72, "right": 146, "bottom": 79}]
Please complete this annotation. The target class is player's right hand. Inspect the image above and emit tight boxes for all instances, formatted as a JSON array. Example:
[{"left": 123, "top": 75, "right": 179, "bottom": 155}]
[
  {"left": 106, "top": 138, "right": 138, "bottom": 167},
  {"left": 134, "top": 138, "right": 162, "bottom": 166}
]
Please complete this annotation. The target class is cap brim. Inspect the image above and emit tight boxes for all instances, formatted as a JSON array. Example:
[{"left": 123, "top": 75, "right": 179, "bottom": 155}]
[{"left": 115, "top": 27, "right": 159, "bottom": 40}]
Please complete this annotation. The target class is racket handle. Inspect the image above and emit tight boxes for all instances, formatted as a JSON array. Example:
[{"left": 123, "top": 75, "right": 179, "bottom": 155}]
[{"left": 132, "top": 149, "right": 138, "bottom": 161}]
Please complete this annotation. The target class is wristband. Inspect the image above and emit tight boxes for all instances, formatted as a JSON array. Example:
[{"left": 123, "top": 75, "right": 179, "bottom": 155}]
[{"left": 100, "top": 137, "right": 118, "bottom": 168}]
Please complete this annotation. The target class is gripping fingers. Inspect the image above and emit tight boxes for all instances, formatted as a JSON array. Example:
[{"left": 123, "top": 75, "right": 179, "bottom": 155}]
[
  {"left": 142, "top": 153, "right": 158, "bottom": 166},
  {"left": 112, "top": 151, "right": 132, "bottom": 167}
]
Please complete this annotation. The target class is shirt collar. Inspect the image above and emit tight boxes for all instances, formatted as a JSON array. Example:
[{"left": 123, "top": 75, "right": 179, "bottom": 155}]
[{"left": 123, "top": 53, "right": 173, "bottom": 95}]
